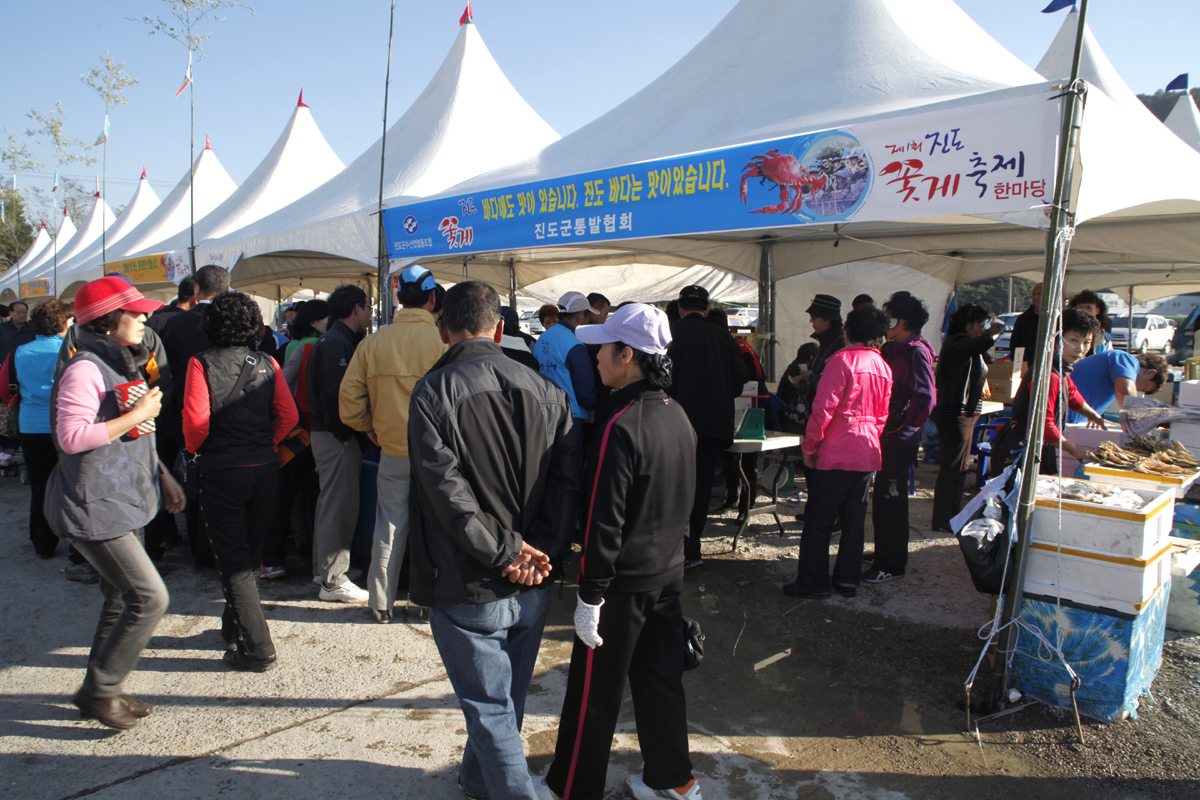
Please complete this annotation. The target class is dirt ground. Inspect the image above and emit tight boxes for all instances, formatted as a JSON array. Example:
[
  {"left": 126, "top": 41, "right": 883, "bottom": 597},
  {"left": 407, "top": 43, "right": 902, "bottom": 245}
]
[{"left": 2, "top": 459, "right": 1199, "bottom": 799}]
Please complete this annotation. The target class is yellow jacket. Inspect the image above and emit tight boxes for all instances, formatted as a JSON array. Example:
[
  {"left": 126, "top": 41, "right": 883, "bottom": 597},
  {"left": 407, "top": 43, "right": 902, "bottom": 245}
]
[{"left": 339, "top": 308, "right": 446, "bottom": 458}]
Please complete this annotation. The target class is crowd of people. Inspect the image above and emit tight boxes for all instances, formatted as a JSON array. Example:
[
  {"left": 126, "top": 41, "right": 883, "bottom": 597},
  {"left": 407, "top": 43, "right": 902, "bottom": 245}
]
[{"left": 0, "top": 272, "right": 1172, "bottom": 800}]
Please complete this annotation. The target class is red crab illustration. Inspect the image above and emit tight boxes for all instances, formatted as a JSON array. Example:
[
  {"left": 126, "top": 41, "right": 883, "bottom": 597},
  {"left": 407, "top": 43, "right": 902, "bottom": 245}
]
[{"left": 740, "top": 150, "right": 820, "bottom": 214}]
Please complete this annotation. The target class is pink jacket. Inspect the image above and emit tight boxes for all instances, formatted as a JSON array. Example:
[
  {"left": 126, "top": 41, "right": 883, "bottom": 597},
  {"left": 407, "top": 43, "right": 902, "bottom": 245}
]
[{"left": 803, "top": 343, "right": 893, "bottom": 472}]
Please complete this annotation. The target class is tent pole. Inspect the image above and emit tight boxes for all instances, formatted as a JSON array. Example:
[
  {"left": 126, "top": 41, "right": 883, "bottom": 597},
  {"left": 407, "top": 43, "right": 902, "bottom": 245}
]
[
  {"left": 508, "top": 258, "right": 517, "bottom": 310},
  {"left": 376, "top": 0, "right": 397, "bottom": 329},
  {"left": 758, "top": 236, "right": 775, "bottom": 381},
  {"left": 1127, "top": 286, "right": 1135, "bottom": 352},
  {"left": 992, "top": 0, "right": 1091, "bottom": 710}
]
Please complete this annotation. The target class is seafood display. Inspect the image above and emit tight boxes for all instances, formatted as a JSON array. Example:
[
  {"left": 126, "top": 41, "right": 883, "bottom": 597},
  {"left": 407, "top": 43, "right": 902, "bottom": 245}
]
[
  {"left": 1091, "top": 439, "right": 1200, "bottom": 476},
  {"left": 1035, "top": 477, "right": 1147, "bottom": 510}
]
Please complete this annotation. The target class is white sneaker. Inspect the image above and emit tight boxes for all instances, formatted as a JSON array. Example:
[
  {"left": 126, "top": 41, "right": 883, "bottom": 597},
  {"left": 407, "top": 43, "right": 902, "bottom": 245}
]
[
  {"left": 319, "top": 581, "right": 369, "bottom": 604},
  {"left": 626, "top": 774, "right": 702, "bottom": 800},
  {"left": 533, "top": 775, "right": 561, "bottom": 800}
]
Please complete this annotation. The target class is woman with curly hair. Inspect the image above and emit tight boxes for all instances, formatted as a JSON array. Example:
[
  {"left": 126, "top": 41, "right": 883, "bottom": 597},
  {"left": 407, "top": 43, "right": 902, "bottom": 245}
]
[
  {"left": 182, "top": 292, "right": 298, "bottom": 672},
  {"left": 44, "top": 277, "right": 184, "bottom": 729},
  {"left": 784, "top": 306, "right": 893, "bottom": 600}
]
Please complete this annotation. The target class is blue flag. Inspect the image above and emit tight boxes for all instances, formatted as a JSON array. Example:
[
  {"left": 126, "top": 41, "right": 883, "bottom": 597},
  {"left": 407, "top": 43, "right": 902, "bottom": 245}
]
[
  {"left": 1041, "top": 0, "right": 1077, "bottom": 12},
  {"left": 942, "top": 291, "right": 959, "bottom": 339},
  {"left": 1167, "top": 73, "right": 1189, "bottom": 92}
]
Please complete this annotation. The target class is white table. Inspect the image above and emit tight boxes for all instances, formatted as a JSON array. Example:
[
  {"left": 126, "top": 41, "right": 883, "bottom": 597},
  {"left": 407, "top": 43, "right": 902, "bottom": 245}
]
[{"left": 725, "top": 431, "right": 803, "bottom": 550}]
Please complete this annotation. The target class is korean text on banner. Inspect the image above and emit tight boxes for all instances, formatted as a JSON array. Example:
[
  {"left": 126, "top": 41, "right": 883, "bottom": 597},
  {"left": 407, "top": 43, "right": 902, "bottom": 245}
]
[
  {"left": 19, "top": 280, "right": 51, "bottom": 299},
  {"left": 105, "top": 254, "right": 169, "bottom": 284},
  {"left": 382, "top": 90, "right": 1062, "bottom": 259}
]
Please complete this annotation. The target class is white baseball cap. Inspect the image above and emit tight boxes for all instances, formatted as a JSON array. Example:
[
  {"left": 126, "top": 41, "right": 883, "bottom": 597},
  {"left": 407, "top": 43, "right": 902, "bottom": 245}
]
[
  {"left": 575, "top": 303, "right": 672, "bottom": 356},
  {"left": 557, "top": 291, "right": 599, "bottom": 315}
]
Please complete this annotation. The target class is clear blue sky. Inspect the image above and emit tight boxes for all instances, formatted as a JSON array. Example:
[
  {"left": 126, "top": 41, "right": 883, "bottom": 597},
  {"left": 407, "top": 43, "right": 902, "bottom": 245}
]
[{"left": 2, "top": 1, "right": 1196, "bottom": 213}]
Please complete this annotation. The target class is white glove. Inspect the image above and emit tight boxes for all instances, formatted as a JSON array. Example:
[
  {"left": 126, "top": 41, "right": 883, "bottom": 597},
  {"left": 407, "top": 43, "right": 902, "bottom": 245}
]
[{"left": 574, "top": 595, "right": 604, "bottom": 649}]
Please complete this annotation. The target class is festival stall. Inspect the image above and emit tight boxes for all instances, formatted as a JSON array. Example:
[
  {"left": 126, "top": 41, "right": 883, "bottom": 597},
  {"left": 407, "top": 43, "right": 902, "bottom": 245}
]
[
  {"left": 0, "top": 224, "right": 49, "bottom": 303},
  {"left": 6, "top": 192, "right": 114, "bottom": 305},
  {"left": 0, "top": 212, "right": 75, "bottom": 302}
]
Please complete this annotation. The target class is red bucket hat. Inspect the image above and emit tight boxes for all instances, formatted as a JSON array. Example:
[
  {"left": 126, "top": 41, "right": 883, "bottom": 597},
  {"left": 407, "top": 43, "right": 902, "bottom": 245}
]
[{"left": 74, "top": 276, "right": 164, "bottom": 324}]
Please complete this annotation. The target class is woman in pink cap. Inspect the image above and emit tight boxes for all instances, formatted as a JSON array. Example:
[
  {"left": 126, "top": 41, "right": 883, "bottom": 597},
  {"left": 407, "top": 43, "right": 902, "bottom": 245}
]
[{"left": 44, "top": 276, "right": 186, "bottom": 730}]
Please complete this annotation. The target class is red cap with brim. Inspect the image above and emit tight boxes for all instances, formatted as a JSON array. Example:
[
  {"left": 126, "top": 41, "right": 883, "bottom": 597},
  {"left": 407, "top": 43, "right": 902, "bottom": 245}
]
[{"left": 74, "top": 276, "right": 164, "bottom": 323}]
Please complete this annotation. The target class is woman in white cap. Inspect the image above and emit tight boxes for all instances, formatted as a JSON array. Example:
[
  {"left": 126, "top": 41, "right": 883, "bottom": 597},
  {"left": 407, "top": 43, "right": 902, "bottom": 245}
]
[
  {"left": 538, "top": 304, "right": 702, "bottom": 800},
  {"left": 44, "top": 276, "right": 186, "bottom": 729}
]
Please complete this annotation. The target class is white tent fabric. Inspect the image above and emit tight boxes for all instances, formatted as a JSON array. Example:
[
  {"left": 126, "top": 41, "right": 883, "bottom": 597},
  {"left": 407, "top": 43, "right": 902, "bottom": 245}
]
[
  {"left": 6, "top": 214, "right": 77, "bottom": 294},
  {"left": 519, "top": 264, "right": 758, "bottom": 307},
  {"left": 0, "top": 225, "right": 50, "bottom": 300},
  {"left": 52, "top": 173, "right": 162, "bottom": 296},
  {"left": 130, "top": 99, "right": 345, "bottom": 263},
  {"left": 1165, "top": 93, "right": 1200, "bottom": 153},
  {"left": 57, "top": 148, "right": 235, "bottom": 299},
  {"left": 196, "top": 22, "right": 559, "bottom": 296},
  {"left": 16, "top": 194, "right": 115, "bottom": 289},
  {"left": 401, "top": 1, "right": 1200, "bottom": 343}
]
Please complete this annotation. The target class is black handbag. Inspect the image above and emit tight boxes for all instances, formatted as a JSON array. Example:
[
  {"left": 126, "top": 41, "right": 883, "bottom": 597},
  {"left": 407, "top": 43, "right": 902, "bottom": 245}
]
[{"left": 683, "top": 616, "right": 705, "bottom": 671}]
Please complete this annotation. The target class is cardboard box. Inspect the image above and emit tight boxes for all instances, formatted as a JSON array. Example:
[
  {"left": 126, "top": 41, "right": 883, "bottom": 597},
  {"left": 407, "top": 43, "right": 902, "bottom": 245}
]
[
  {"left": 986, "top": 358, "right": 1024, "bottom": 406},
  {"left": 1177, "top": 379, "right": 1200, "bottom": 408}
]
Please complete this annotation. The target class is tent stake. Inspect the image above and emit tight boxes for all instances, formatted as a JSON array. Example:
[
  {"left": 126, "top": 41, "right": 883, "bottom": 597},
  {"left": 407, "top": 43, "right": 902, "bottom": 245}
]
[{"left": 992, "top": 0, "right": 1091, "bottom": 711}]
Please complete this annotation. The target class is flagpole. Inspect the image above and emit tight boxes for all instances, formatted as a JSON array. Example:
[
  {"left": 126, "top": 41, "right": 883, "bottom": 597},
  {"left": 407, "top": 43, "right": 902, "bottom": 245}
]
[
  {"left": 991, "top": 0, "right": 1091, "bottom": 710},
  {"left": 101, "top": 118, "right": 108, "bottom": 263},
  {"left": 189, "top": 51, "right": 196, "bottom": 279},
  {"left": 377, "top": 0, "right": 397, "bottom": 328}
]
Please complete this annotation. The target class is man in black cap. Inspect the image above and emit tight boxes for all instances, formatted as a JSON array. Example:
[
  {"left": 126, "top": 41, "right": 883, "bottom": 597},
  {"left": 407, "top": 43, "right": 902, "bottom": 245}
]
[
  {"left": 666, "top": 285, "right": 746, "bottom": 568},
  {"left": 800, "top": 294, "right": 845, "bottom": 413}
]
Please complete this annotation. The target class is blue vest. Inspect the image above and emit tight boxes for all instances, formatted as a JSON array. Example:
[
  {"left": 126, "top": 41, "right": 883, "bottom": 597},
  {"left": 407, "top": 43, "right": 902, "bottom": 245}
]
[
  {"left": 14, "top": 335, "right": 63, "bottom": 435},
  {"left": 536, "top": 324, "right": 586, "bottom": 419}
]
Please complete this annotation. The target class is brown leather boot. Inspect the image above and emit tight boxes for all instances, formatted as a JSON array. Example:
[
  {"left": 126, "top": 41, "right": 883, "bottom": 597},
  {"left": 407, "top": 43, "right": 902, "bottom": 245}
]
[
  {"left": 120, "top": 694, "right": 153, "bottom": 718},
  {"left": 72, "top": 688, "right": 140, "bottom": 730}
]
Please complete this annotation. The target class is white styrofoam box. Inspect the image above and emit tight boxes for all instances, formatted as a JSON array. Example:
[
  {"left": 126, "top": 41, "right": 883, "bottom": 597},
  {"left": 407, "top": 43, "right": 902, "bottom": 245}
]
[
  {"left": 1170, "top": 420, "right": 1200, "bottom": 450},
  {"left": 1177, "top": 380, "right": 1200, "bottom": 409},
  {"left": 1166, "top": 539, "right": 1200, "bottom": 633},
  {"left": 1083, "top": 463, "right": 1200, "bottom": 500},
  {"left": 1058, "top": 423, "right": 1125, "bottom": 477},
  {"left": 1032, "top": 481, "right": 1174, "bottom": 559},
  {"left": 1024, "top": 540, "right": 1172, "bottom": 616}
]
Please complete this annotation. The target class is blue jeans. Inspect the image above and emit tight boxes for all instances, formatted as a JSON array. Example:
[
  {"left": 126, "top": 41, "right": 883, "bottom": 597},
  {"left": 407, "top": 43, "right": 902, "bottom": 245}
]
[{"left": 431, "top": 588, "right": 551, "bottom": 800}]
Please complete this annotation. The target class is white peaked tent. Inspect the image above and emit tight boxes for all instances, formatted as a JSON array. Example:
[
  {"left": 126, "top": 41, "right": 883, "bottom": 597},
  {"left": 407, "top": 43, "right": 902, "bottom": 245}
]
[
  {"left": 1165, "top": 92, "right": 1200, "bottom": 153},
  {"left": 2, "top": 213, "right": 78, "bottom": 299},
  {"left": 131, "top": 94, "right": 345, "bottom": 263},
  {"left": 400, "top": 0, "right": 1046, "bottom": 294},
  {"left": 58, "top": 146, "right": 236, "bottom": 299},
  {"left": 54, "top": 172, "right": 161, "bottom": 297},
  {"left": 0, "top": 224, "right": 50, "bottom": 300},
  {"left": 196, "top": 21, "right": 559, "bottom": 296},
  {"left": 16, "top": 193, "right": 115, "bottom": 290}
]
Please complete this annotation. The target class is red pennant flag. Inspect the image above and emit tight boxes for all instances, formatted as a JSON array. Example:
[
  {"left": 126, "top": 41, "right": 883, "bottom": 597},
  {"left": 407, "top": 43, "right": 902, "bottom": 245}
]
[
  {"left": 140, "top": 166, "right": 147, "bottom": 179},
  {"left": 297, "top": 89, "right": 308, "bottom": 108},
  {"left": 175, "top": 52, "right": 193, "bottom": 97},
  {"left": 205, "top": 134, "right": 211, "bottom": 150},
  {"left": 460, "top": 2, "right": 472, "bottom": 25}
]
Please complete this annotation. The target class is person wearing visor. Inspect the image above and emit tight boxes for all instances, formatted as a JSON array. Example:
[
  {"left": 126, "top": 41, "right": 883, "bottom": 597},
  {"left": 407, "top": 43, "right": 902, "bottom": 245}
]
[
  {"left": 990, "top": 308, "right": 1108, "bottom": 477},
  {"left": 865, "top": 293, "right": 935, "bottom": 585},
  {"left": 44, "top": 276, "right": 185, "bottom": 729},
  {"left": 340, "top": 264, "right": 446, "bottom": 623},
  {"left": 542, "top": 304, "right": 702, "bottom": 800}
]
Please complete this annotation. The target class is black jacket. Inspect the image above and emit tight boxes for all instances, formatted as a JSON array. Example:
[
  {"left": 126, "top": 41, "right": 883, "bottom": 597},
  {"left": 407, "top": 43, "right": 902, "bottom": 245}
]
[
  {"left": 0, "top": 320, "right": 35, "bottom": 365},
  {"left": 935, "top": 331, "right": 995, "bottom": 416},
  {"left": 806, "top": 326, "right": 845, "bottom": 408},
  {"left": 194, "top": 346, "right": 277, "bottom": 471},
  {"left": 305, "top": 320, "right": 363, "bottom": 442},
  {"left": 1009, "top": 306, "right": 1039, "bottom": 363},
  {"left": 407, "top": 338, "right": 580, "bottom": 607},
  {"left": 666, "top": 314, "right": 746, "bottom": 441},
  {"left": 146, "top": 302, "right": 185, "bottom": 335},
  {"left": 158, "top": 303, "right": 212, "bottom": 442},
  {"left": 578, "top": 380, "right": 697, "bottom": 605}
]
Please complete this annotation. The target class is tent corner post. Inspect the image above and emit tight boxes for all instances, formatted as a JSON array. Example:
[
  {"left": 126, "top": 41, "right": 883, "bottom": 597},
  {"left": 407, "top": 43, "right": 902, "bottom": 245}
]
[
  {"left": 758, "top": 236, "right": 776, "bottom": 382},
  {"left": 991, "top": 0, "right": 1091, "bottom": 713},
  {"left": 508, "top": 258, "right": 518, "bottom": 310}
]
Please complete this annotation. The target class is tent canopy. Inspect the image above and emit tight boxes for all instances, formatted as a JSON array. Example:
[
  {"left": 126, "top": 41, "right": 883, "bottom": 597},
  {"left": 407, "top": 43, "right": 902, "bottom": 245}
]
[
  {"left": 15, "top": 194, "right": 114, "bottom": 288},
  {"left": 50, "top": 172, "right": 162, "bottom": 298},
  {"left": 1165, "top": 93, "right": 1200, "bottom": 153},
  {"left": 196, "top": 21, "right": 560, "bottom": 298},
  {"left": 0, "top": 224, "right": 50, "bottom": 301}
]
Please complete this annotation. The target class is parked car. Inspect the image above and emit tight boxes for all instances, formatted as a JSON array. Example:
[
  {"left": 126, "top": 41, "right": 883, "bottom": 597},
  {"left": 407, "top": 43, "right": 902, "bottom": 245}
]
[
  {"left": 992, "top": 312, "right": 1022, "bottom": 355},
  {"left": 519, "top": 310, "right": 545, "bottom": 336},
  {"left": 725, "top": 307, "right": 758, "bottom": 328},
  {"left": 1110, "top": 315, "right": 1173, "bottom": 354}
]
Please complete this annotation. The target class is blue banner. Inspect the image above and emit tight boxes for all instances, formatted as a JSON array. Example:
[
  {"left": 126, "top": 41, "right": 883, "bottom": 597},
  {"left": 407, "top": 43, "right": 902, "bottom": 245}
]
[{"left": 382, "top": 91, "right": 1060, "bottom": 261}]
